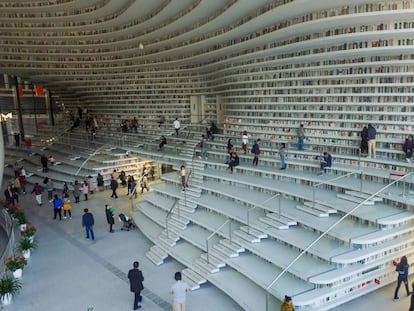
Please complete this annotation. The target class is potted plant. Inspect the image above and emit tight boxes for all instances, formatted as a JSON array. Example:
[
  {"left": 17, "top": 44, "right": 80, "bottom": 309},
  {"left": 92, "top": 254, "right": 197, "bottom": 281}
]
[
  {"left": 5, "top": 255, "right": 27, "bottom": 278},
  {"left": 21, "top": 224, "right": 36, "bottom": 241},
  {"left": 0, "top": 276, "right": 21, "bottom": 305},
  {"left": 19, "top": 238, "right": 37, "bottom": 259},
  {"left": 15, "top": 212, "right": 27, "bottom": 226}
]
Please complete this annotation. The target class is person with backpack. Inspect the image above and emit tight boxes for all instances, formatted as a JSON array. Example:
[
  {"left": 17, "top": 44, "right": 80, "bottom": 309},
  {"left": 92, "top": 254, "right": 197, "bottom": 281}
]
[{"left": 393, "top": 255, "right": 411, "bottom": 300}]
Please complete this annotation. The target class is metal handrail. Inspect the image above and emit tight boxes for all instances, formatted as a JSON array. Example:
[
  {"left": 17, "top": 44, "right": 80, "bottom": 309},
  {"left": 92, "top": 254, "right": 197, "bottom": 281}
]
[
  {"left": 75, "top": 143, "right": 110, "bottom": 176},
  {"left": 313, "top": 171, "right": 359, "bottom": 208},
  {"left": 247, "top": 193, "right": 280, "bottom": 234},
  {"left": 166, "top": 199, "right": 179, "bottom": 239},
  {"left": 265, "top": 172, "right": 413, "bottom": 310},
  {"left": 206, "top": 218, "right": 231, "bottom": 264}
]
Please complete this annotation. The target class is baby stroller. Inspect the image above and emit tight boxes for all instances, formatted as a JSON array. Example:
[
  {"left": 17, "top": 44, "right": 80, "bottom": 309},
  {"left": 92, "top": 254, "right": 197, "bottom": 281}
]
[{"left": 118, "top": 213, "right": 136, "bottom": 231}]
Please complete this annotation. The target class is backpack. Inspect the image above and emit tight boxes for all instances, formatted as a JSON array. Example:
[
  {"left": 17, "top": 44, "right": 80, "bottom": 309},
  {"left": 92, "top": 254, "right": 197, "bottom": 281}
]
[{"left": 251, "top": 146, "right": 255, "bottom": 153}]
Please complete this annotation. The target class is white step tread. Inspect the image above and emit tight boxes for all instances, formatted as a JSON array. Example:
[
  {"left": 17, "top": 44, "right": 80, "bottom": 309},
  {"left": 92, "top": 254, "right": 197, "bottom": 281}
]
[
  {"left": 219, "top": 239, "right": 245, "bottom": 253},
  {"left": 182, "top": 268, "right": 207, "bottom": 285},
  {"left": 240, "top": 226, "right": 268, "bottom": 239},
  {"left": 345, "top": 190, "right": 382, "bottom": 202},
  {"left": 233, "top": 229, "right": 261, "bottom": 243},
  {"left": 213, "top": 243, "right": 240, "bottom": 258},
  {"left": 259, "top": 216, "right": 289, "bottom": 230},
  {"left": 337, "top": 193, "right": 375, "bottom": 205},
  {"left": 265, "top": 212, "right": 297, "bottom": 226},
  {"left": 303, "top": 201, "right": 337, "bottom": 214},
  {"left": 296, "top": 205, "right": 329, "bottom": 218}
]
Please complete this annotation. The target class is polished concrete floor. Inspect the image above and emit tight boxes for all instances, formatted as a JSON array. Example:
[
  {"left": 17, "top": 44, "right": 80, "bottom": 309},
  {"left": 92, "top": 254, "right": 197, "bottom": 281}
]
[{"left": 4, "top": 186, "right": 411, "bottom": 311}]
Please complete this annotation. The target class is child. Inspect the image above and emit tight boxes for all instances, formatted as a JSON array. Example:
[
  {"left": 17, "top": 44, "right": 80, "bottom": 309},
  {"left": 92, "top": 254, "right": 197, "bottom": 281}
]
[{"left": 63, "top": 198, "right": 72, "bottom": 219}]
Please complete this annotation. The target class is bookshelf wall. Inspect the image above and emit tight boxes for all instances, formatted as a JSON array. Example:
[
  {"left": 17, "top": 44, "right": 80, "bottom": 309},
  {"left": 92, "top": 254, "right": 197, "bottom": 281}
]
[{"left": 2, "top": 1, "right": 414, "bottom": 310}]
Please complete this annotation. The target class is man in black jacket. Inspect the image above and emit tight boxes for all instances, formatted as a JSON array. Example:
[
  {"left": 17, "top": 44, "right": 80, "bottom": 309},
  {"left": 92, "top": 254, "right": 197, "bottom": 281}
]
[{"left": 128, "top": 261, "right": 144, "bottom": 310}]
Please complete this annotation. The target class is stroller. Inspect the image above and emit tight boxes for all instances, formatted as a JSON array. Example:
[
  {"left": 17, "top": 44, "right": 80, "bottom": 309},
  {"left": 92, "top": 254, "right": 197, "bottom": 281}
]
[{"left": 118, "top": 213, "right": 136, "bottom": 231}]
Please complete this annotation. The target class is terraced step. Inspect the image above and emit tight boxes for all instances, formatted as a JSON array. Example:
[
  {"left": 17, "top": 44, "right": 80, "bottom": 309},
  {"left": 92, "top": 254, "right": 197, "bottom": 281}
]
[
  {"left": 345, "top": 190, "right": 382, "bottom": 202},
  {"left": 296, "top": 205, "right": 329, "bottom": 218},
  {"left": 303, "top": 201, "right": 337, "bottom": 214},
  {"left": 146, "top": 245, "right": 168, "bottom": 266},
  {"left": 200, "top": 253, "right": 226, "bottom": 268},
  {"left": 239, "top": 226, "right": 268, "bottom": 240},
  {"left": 337, "top": 193, "right": 375, "bottom": 205},
  {"left": 233, "top": 229, "right": 262, "bottom": 243},
  {"left": 265, "top": 212, "right": 297, "bottom": 226},
  {"left": 182, "top": 268, "right": 207, "bottom": 286},
  {"left": 259, "top": 216, "right": 289, "bottom": 230}
]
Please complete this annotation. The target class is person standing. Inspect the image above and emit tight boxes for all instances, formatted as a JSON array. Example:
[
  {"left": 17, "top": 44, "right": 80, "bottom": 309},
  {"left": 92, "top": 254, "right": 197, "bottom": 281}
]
[
  {"left": 18, "top": 171, "right": 26, "bottom": 194},
  {"left": 73, "top": 180, "right": 80, "bottom": 203},
  {"left": 62, "top": 182, "right": 69, "bottom": 198},
  {"left": 31, "top": 182, "right": 43, "bottom": 206},
  {"left": 105, "top": 204, "right": 114, "bottom": 233},
  {"left": 360, "top": 126, "right": 368, "bottom": 155},
  {"left": 82, "top": 208, "right": 95, "bottom": 240},
  {"left": 97, "top": 173, "right": 104, "bottom": 191},
  {"left": 131, "top": 117, "right": 139, "bottom": 133},
  {"left": 169, "top": 271, "right": 190, "bottom": 311},
  {"left": 110, "top": 176, "right": 118, "bottom": 198},
  {"left": 87, "top": 175, "right": 95, "bottom": 194},
  {"left": 4, "top": 185, "right": 14, "bottom": 205},
  {"left": 82, "top": 180, "right": 89, "bottom": 201},
  {"left": 297, "top": 124, "right": 305, "bottom": 150},
  {"left": 41, "top": 154, "right": 48, "bottom": 173},
  {"left": 173, "top": 118, "right": 180, "bottom": 136},
  {"left": 180, "top": 165, "right": 187, "bottom": 192},
  {"left": 367, "top": 123, "right": 377, "bottom": 158},
  {"left": 128, "top": 261, "right": 144, "bottom": 310},
  {"left": 252, "top": 139, "right": 261, "bottom": 167},
  {"left": 198, "top": 135, "right": 208, "bottom": 160},
  {"left": 279, "top": 143, "right": 287, "bottom": 170},
  {"left": 63, "top": 198, "right": 72, "bottom": 219},
  {"left": 52, "top": 194, "right": 63, "bottom": 221},
  {"left": 394, "top": 255, "right": 411, "bottom": 300},
  {"left": 241, "top": 131, "right": 249, "bottom": 154},
  {"left": 44, "top": 177, "right": 54, "bottom": 202},
  {"left": 403, "top": 135, "right": 413, "bottom": 163},
  {"left": 14, "top": 132, "right": 20, "bottom": 147},
  {"left": 281, "top": 295, "right": 295, "bottom": 311}
]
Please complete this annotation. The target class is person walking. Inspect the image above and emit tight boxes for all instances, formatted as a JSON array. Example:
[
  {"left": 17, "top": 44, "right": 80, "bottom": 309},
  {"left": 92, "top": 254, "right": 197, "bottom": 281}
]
[
  {"left": 131, "top": 117, "right": 139, "bottom": 133},
  {"left": 280, "top": 295, "right": 295, "bottom": 311},
  {"left": 393, "top": 255, "right": 411, "bottom": 300},
  {"left": 241, "top": 131, "right": 249, "bottom": 154},
  {"left": 173, "top": 118, "right": 180, "bottom": 136},
  {"left": 140, "top": 173, "right": 149, "bottom": 193},
  {"left": 252, "top": 138, "right": 261, "bottom": 167},
  {"left": 279, "top": 143, "right": 287, "bottom": 170},
  {"left": 82, "top": 180, "right": 89, "bottom": 201},
  {"left": 41, "top": 154, "right": 48, "bottom": 173},
  {"left": 105, "top": 204, "right": 115, "bottom": 232},
  {"left": 198, "top": 134, "right": 208, "bottom": 160},
  {"left": 31, "top": 182, "right": 43, "bottom": 206},
  {"left": 128, "top": 261, "right": 144, "bottom": 310},
  {"left": 87, "top": 175, "right": 95, "bottom": 194},
  {"left": 367, "top": 123, "right": 377, "bottom": 158},
  {"left": 62, "top": 182, "right": 69, "bottom": 198},
  {"left": 169, "top": 271, "right": 190, "bottom": 311},
  {"left": 403, "top": 135, "right": 414, "bottom": 163},
  {"left": 52, "top": 194, "right": 63, "bottom": 221},
  {"left": 360, "top": 126, "right": 368, "bottom": 155},
  {"left": 82, "top": 208, "right": 95, "bottom": 240},
  {"left": 110, "top": 176, "right": 118, "bottom": 198},
  {"left": 297, "top": 124, "right": 305, "bottom": 150},
  {"left": 73, "top": 180, "right": 80, "bottom": 203}
]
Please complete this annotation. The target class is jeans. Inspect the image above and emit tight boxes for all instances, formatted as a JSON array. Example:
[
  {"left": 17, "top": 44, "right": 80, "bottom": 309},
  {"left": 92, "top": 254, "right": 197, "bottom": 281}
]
[
  {"left": 394, "top": 276, "right": 410, "bottom": 298},
  {"left": 201, "top": 148, "right": 207, "bottom": 159},
  {"left": 298, "top": 136, "right": 304, "bottom": 150},
  {"left": 85, "top": 225, "right": 95, "bottom": 240},
  {"left": 280, "top": 155, "right": 286, "bottom": 169}
]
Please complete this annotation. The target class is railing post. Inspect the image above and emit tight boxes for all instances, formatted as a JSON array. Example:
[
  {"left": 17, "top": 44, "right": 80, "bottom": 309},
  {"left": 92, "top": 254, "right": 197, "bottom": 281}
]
[
  {"left": 228, "top": 219, "right": 232, "bottom": 243},
  {"left": 206, "top": 239, "right": 209, "bottom": 264},
  {"left": 360, "top": 172, "right": 363, "bottom": 193},
  {"left": 278, "top": 194, "right": 281, "bottom": 218}
]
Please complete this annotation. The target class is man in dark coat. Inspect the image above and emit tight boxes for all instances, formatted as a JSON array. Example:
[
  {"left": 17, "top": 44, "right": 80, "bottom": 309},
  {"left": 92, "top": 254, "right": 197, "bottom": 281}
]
[
  {"left": 127, "top": 261, "right": 144, "bottom": 310},
  {"left": 41, "top": 154, "right": 48, "bottom": 172},
  {"left": 110, "top": 176, "right": 118, "bottom": 198}
]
